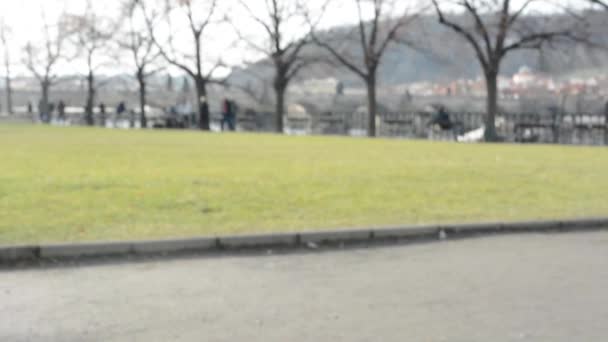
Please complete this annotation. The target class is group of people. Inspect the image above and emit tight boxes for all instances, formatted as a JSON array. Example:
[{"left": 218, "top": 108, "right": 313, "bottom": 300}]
[
  {"left": 164, "top": 97, "right": 239, "bottom": 131},
  {"left": 97, "top": 101, "right": 131, "bottom": 126},
  {"left": 30, "top": 99, "right": 130, "bottom": 126},
  {"left": 30, "top": 96, "right": 239, "bottom": 130},
  {"left": 33, "top": 100, "right": 67, "bottom": 123}
]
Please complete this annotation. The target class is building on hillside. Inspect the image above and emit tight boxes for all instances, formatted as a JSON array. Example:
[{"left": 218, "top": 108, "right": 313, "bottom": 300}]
[
  {"left": 292, "top": 77, "right": 342, "bottom": 95},
  {"left": 512, "top": 65, "right": 536, "bottom": 86}
]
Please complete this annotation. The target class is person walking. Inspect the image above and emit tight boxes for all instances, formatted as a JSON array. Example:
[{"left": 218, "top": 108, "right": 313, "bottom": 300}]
[
  {"left": 604, "top": 101, "right": 608, "bottom": 145},
  {"left": 116, "top": 102, "right": 126, "bottom": 118},
  {"left": 99, "top": 103, "right": 106, "bottom": 127},
  {"left": 57, "top": 100, "right": 66, "bottom": 124},
  {"left": 221, "top": 98, "right": 230, "bottom": 131},
  {"left": 228, "top": 99, "right": 238, "bottom": 131},
  {"left": 116, "top": 101, "right": 126, "bottom": 127},
  {"left": 38, "top": 99, "right": 46, "bottom": 123},
  {"left": 48, "top": 102, "right": 55, "bottom": 123},
  {"left": 221, "top": 98, "right": 238, "bottom": 131},
  {"left": 129, "top": 109, "right": 135, "bottom": 128}
]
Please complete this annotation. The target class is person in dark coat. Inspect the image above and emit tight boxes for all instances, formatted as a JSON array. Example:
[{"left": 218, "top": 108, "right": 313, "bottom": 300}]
[
  {"left": 99, "top": 103, "right": 106, "bottom": 126},
  {"left": 221, "top": 98, "right": 238, "bottom": 131},
  {"left": 429, "top": 105, "right": 453, "bottom": 130},
  {"left": 38, "top": 99, "right": 45, "bottom": 122},
  {"left": 604, "top": 101, "right": 608, "bottom": 145},
  {"left": 48, "top": 102, "right": 55, "bottom": 123},
  {"left": 221, "top": 98, "right": 230, "bottom": 131},
  {"left": 116, "top": 102, "right": 126, "bottom": 118},
  {"left": 57, "top": 100, "right": 66, "bottom": 122},
  {"left": 228, "top": 100, "right": 238, "bottom": 131}
]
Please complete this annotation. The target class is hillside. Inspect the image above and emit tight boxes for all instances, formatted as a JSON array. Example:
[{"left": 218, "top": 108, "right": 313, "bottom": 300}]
[{"left": 229, "top": 12, "right": 608, "bottom": 88}]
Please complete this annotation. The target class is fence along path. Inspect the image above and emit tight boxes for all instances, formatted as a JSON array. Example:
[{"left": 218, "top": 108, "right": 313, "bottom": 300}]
[
  {"left": 9, "top": 108, "right": 608, "bottom": 146},
  {"left": 281, "top": 111, "right": 608, "bottom": 146}
]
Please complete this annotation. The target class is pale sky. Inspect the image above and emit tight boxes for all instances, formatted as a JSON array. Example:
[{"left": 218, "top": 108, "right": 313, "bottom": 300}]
[
  {"left": 0, "top": 0, "right": 385, "bottom": 77},
  {"left": 0, "top": 0, "right": 593, "bottom": 78}
]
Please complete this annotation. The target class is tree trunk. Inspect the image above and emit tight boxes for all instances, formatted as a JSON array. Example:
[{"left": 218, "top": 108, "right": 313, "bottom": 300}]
[
  {"left": 273, "top": 68, "right": 287, "bottom": 133},
  {"left": 40, "top": 81, "right": 49, "bottom": 123},
  {"left": 3, "top": 44, "right": 12, "bottom": 115},
  {"left": 195, "top": 75, "right": 209, "bottom": 131},
  {"left": 275, "top": 84, "right": 285, "bottom": 133},
  {"left": 604, "top": 101, "right": 608, "bottom": 146},
  {"left": 484, "top": 70, "right": 499, "bottom": 142},
  {"left": 85, "top": 71, "right": 95, "bottom": 126},
  {"left": 5, "top": 75, "right": 12, "bottom": 115},
  {"left": 137, "top": 70, "right": 147, "bottom": 129},
  {"left": 4, "top": 66, "right": 12, "bottom": 115},
  {"left": 366, "top": 75, "right": 377, "bottom": 137}
]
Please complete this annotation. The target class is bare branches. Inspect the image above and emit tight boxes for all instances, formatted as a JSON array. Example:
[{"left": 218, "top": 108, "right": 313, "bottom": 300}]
[
  {"left": 312, "top": 36, "right": 367, "bottom": 78},
  {"left": 376, "top": 10, "right": 423, "bottom": 62},
  {"left": 138, "top": 0, "right": 225, "bottom": 130},
  {"left": 0, "top": 18, "right": 13, "bottom": 114},
  {"left": 233, "top": 0, "right": 310, "bottom": 74},
  {"left": 0, "top": 19, "right": 11, "bottom": 72},
  {"left": 502, "top": 29, "right": 579, "bottom": 55},
  {"left": 236, "top": 0, "right": 274, "bottom": 40},
  {"left": 0, "top": 19, "right": 10, "bottom": 62},
  {"left": 139, "top": 0, "right": 222, "bottom": 82},
  {"left": 432, "top": 0, "right": 588, "bottom": 141},
  {"left": 588, "top": 0, "right": 608, "bottom": 10},
  {"left": 462, "top": 0, "right": 493, "bottom": 58},
  {"left": 22, "top": 14, "right": 68, "bottom": 85},
  {"left": 233, "top": 0, "right": 318, "bottom": 131},
  {"left": 431, "top": 0, "right": 489, "bottom": 71},
  {"left": 117, "top": 0, "right": 160, "bottom": 74},
  {"left": 205, "top": 59, "right": 228, "bottom": 84},
  {"left": 65, "top": 0, "right": 117, "bottom": 73},
  {"left": 307, "top": 0, "right": 422, "bottom": 137},
  {"left": 312, "top": 0, "right": 421, "bottom": 81},
  {"left": 432, "top": 0, "right": 587, "bottom": 74}
]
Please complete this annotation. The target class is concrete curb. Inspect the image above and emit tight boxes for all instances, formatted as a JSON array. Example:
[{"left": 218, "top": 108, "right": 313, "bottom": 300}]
[{"left": 1, "top": 217, "right": 607, "bottom": 265}]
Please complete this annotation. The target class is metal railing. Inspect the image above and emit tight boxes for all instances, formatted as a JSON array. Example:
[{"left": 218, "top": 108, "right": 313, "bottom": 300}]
[
  {"left": 276, "top": 111, "right": 608, "bottom": 146},
  {"left": 11, "top": 109, "right": 608, "bottom": 146}
]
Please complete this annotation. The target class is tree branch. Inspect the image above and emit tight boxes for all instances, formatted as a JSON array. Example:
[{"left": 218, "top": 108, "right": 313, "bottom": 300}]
[
  {"left": 502, "top": 30, "right": 580, "bottom": 56},
  {"left": 432, "top": 0, "right": 489, "bottom": 71},
  {"left": 589, "top": 0, "right": 608, "bottom": 10},
  {"left": 311, "top": 33, "right": 367, "bottom": 79},
  {"left": 463, "top": 0, "right": 493, "bottom": 58}
]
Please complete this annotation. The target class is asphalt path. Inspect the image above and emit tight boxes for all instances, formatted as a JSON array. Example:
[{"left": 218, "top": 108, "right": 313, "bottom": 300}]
[{"left": 2, "top": 231, "right": 608, "bottom": 341}]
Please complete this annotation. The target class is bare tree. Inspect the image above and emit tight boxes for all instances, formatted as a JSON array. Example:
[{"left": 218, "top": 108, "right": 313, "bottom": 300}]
[
  {"left": 118, "top": 0, "right": 161, "bottom": 128},
  {"left": 232, "top": 0, "right": 316, "bottom": 133},
  {"left": 23, "top": 15, "right": 68, "bottom": 123},
  {"left": 141, "top": 0, "right": 225, "bottom": 131},
  {"left": 309, "top": 0, "right": 421, "bottom": 137},
  {"left": 0, "top": 19, "right": 13, "bottom": 115},
  {"left": 233, "top": 77, "right": 273, "bottom": 107},
  {"left": 432, "top": 0, "right": 585, "bottom": 141},
  {"left": 66, "top": 1, "right": 116, "bottom": 126}
]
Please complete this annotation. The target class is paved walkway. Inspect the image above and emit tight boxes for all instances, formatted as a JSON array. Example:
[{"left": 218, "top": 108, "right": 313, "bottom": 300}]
[{"left": 2, "top": 232, "right": 608, "bottom": 341}]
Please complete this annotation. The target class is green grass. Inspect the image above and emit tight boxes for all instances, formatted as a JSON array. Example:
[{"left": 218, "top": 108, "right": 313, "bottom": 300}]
[{"left": 1, "top": 124, "right": 607, "bottom": 244}]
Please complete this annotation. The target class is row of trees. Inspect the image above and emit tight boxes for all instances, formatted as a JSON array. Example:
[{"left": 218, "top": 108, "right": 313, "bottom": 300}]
[{"left": 0, "top": 0, "right": 606, "bottom": 140}]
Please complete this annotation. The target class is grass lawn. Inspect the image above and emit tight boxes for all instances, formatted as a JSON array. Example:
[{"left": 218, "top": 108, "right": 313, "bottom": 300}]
[{"left": 1, "top": 124, "right": 607, "bottom": 244}]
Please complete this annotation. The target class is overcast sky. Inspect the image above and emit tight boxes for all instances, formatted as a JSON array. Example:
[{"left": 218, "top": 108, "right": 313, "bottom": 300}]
[
  {"left": 0, "top": 0, "right": 594, "bottom": 78},
  {"left": 0, "top": 0, "right": 389, "bottom": 77}
]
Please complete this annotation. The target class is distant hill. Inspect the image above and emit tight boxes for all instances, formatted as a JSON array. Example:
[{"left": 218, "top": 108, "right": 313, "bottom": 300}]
[{"left": 228, "top": 12, "right": 608, "bottom": 88}]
